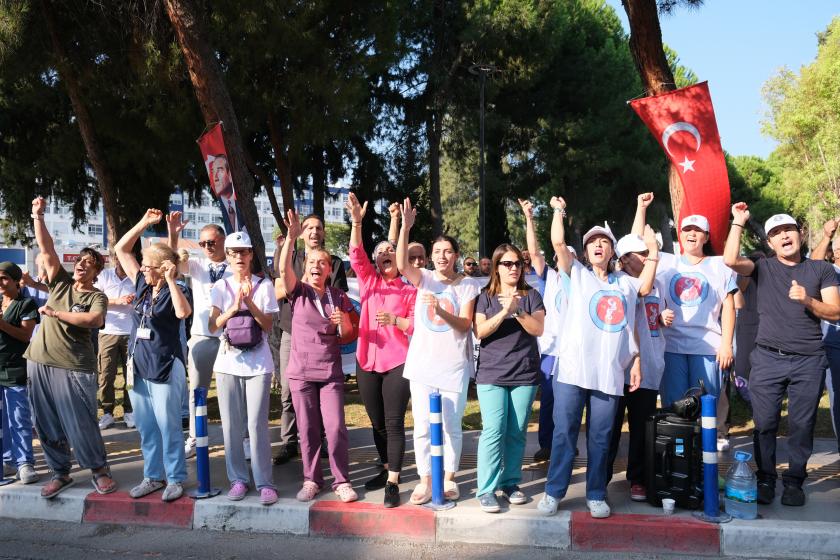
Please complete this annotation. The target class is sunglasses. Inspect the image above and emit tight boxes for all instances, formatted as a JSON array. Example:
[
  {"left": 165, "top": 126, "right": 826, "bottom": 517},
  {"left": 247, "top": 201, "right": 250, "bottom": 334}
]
[
  {"left": 198, "top": 240, "right": 217, "bottom": 248},
  {"left": 464, "top": 262, "right": 476, "bottom": 267},
  {"left": 498, "top": 260, "right": 523, "bottom": 269}
]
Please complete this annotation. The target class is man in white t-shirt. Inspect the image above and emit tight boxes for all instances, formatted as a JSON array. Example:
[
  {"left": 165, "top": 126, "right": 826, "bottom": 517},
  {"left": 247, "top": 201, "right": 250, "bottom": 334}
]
[
  {"left": 167, "top": 213, "right": 232, "bottom": 457},
  {"left": 94, "top": 255, "right": 136, "bottom": 430}
]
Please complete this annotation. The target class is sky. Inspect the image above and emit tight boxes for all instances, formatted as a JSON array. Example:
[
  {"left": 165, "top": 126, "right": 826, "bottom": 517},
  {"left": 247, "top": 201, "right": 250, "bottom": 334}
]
[{"left": 605, "top": 0, "right": 839, "bottom": 158}]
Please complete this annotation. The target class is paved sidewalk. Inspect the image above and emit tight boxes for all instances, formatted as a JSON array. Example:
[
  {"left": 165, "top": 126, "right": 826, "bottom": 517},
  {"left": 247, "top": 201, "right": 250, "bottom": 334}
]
[{"left": 0, "top": 422, "right": 838, "bottom": 557}]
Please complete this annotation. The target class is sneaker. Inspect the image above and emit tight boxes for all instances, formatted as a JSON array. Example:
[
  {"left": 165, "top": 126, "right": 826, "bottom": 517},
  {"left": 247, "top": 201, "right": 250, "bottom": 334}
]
[
  {"left": 296, "top": 481, "right": 320, "bottom": 502},
  {"left": 757, "top": 481, "right": 775, "bottom": 505},
  {"left": 383, "top": 481, "right": 400, "bottom": 508},
  {"left": 364, "top": 469, "right": 389, "bottom": 490},
  {"left": 533, "top": 447, "right": 551, "bottom": 462},
  {"left": 124, "top": 412, "right": 135, "bottom": 429},
  {"left": 500, "top": 485, "right": 528, "bottom": 505},
  {"left": 184, "top": 437, "right": 196, "bottom": 459},
  {"left": 630, "top": 484, "right": 647, "bottom": 502},
  {"left": 716, "top": 438, "right": 730, "bottom": 452},
  {"left": 781, "top": 485, "right": 805, "bottom": 507},
  {"left": 260, "top": 487, "right": 279, "bottom": 506},
  {"left": 129, "top": 478, "right": 165, "bottom": 498},
  {"left": 335, "top": 482, "right": 358, "bottom": 503},
  {"left": 587, "top": 499, "right": 611, "bottom": 519},
  {"left": 18, "top": 464, "right": 39, "bottom": 484},
  {"left": 227, "top": 481, "right": 248, "bottom": 501},
  {"left": 478, "top": 492, "right": 501, "bottom": 513},
  {"left": 273, "top": 444, "right": 298, "bottom": 465},
  {"left": 243, "top": 437, "right": 251, "bottom": 461},
  {"left": 537, "top": 493, "right": 559, "bottom": 516},
  {"left": 98, "top": 413, "right": 115, "bottom": 430},
  {"left": 162, "top": 483, "right": 183, "bottom": 502}
]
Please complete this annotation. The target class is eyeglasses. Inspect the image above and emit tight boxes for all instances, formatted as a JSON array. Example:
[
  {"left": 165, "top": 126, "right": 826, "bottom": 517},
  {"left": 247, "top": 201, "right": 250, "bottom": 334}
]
[
  {"left": 498, "top": 260, "right": 523, "bottom": 269},
  {"left": 139, "top": 264, "right": 160, "bottom": 271},
  {"left": 408, "top": 255, "right": 425, "bottom": 262},
  {"left": 198, "top": 240, "right": 217, "bottom": 248},
  {"left": 226, "top": 248, "right": 252, "bottom": 256},
  {"left": 464, "top": 262, "right": 476, "bottom": 267}
]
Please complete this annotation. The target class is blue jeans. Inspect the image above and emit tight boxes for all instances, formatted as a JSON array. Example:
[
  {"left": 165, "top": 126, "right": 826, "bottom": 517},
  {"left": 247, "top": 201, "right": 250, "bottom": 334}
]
[
  {"left": 476, "top": 384, "right": 537, "bottom": 496},
  {"left": 2, "top": 385, "right": 35, "bottom": 467},
  {"left": 661, "top": 352, "right": 720, "bottom": 407},
  {"left": 130, "top": 360, "right": 188, "bottom": 483},
  {"left": 545, "top": 381, "right": 619, "bottom": 501},
  {"left": 824, "top": 346, "right": 840, "bottom": 453},
  {"left": 538, "top": 355, "right": 556, "bottom": 450}
]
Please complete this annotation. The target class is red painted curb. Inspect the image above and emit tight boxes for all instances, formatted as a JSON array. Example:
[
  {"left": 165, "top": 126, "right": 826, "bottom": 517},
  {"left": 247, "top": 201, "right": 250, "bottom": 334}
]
[
  {"left": 83, "top": 491, "right": 194, "bottom": 528},
  {"left": 571, "top": 511, "right": 720, "bottom": 555},
  {"left": 310, "top": 501, "right": 435, "bottom": 542}
]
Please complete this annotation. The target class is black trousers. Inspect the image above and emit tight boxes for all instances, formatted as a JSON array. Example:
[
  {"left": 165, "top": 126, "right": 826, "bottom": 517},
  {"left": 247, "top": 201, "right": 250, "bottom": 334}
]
[
  {"left": 749, "top": 346, "right": 826, "bottom": 487},
  {"left": 606, "top": 386, "right": 659, "bottom": 486},
  {"left": 356, "top": 363, "right": 411, "bottom": 472}
]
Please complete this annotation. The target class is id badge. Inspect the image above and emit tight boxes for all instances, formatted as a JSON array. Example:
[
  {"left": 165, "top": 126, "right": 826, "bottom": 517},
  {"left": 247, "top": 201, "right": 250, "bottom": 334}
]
[
  {"left": 136, "top": 327, "right": 152, "bottom": 340},
  {"left": 126, "top": 358, "right": 135, "bottom": 391}
]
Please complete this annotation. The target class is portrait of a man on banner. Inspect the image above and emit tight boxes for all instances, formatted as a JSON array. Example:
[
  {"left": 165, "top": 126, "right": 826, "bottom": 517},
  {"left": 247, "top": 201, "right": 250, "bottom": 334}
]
[{"left": 197, "top": 123, "right": 242, "bottom": 234}]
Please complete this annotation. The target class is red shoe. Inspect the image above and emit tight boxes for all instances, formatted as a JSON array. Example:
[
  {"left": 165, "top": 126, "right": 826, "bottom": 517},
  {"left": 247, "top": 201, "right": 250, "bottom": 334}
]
[{"left": 630, "top": 484, "right": 647, "bottom": 502}]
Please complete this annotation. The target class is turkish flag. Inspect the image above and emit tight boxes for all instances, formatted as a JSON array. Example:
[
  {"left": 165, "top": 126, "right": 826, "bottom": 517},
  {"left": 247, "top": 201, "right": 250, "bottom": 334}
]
[
  {"left": 197, "top": 122, "right": 241, "bottom": 234},
  {"left": 630, "top": 82, "right": 730, "bottom": 254}
]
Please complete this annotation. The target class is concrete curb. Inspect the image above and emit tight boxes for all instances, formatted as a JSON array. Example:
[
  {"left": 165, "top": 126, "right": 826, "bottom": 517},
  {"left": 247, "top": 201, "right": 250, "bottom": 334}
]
[
  {"left": 436, "top": 507, "right": 571, "bottom": 549},
  {"left": 83, "top": 491, "right": 194, "bottom": 528},
  {"left": 721, "top": 519, "right": 840, "bottom": 559},
  {"left": 0, "top": 484, "right": 86, "bottom": 523},
  {"left": 310, "top": 501, "right": 436, "bottom": 542},
  {"left": 193, "top": 496, "right": 310, "bottom": 534}
]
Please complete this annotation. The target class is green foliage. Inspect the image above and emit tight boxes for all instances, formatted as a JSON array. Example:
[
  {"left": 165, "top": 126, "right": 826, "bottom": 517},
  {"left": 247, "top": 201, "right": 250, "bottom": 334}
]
[{"left": 324, "top": 223, "right": 351, "bottom": 258}]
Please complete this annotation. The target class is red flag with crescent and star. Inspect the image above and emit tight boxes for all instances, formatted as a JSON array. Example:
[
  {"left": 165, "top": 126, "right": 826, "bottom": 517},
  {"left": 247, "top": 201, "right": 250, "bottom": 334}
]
[
  {"left": 197, "top": 122, "right": 242, "bottom": 234},
  {"left": 629, "top": 82, "right": 730, "bottom": 254}
]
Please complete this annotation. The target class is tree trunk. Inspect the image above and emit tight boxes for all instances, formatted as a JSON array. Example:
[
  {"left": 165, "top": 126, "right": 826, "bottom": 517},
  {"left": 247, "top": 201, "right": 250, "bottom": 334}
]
[
  {"left": 311, "top": 148, "right": 326, "bottom": 220},
  {"left": 426, "top": 110, "right": 444, "bottom": 237},
  {"left": 163, "top": 0, "right": 266, "bottom": 271},
  {"left": 622, "top": 0, "right": 684, "bottom": 229},
  {"left": 41, "top": 0, "right": 126, "bottom": 249},
  {"left": 267, "top": 113, "right": 296, "bottom": 221}
]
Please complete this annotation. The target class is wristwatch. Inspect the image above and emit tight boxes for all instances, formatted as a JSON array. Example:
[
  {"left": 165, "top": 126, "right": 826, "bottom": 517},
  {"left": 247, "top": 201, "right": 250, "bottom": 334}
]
[{"left": 510, "top": 310, "right": 521, "bottom": 318}]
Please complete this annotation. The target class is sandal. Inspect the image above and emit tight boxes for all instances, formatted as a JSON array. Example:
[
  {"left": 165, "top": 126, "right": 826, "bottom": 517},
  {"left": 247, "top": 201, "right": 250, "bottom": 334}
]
[
  {"left": 91, "top": 468, "right": 117, "bottom": 495},
  {"left": 409, "top": 482, "right": 431, "bottom": 505},
  {"left": 41, "top": 475, "right": 75, "bottom": 499},
  {"left": 444, "top": 480, "right": 460, "bottom": 501}
]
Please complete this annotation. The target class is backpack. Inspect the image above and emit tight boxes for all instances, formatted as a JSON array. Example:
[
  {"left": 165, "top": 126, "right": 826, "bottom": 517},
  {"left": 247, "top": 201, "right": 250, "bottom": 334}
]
[{"left": 224, "top": 278, "right": 264, "bottom": 350}]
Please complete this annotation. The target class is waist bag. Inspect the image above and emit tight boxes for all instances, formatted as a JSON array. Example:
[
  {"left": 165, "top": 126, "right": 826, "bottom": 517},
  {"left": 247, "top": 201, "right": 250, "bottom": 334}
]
[{"left": 224, "top": 278, "right": 263, "bottom": 350}]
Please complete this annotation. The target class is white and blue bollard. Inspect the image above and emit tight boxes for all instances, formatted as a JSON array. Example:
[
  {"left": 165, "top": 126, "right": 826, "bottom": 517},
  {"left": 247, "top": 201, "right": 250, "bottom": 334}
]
[
  {"left": 0, "top": 396, "right": 12, "bottom": 487},
  {"left": 693, "top": 393, "right": 731, "bottom": 523},
  {"left": 188, "top": 387, "right": 220, "bottom": 499},
  {"left": 424, "top": 392, "right": 455, "bottom": 511}
]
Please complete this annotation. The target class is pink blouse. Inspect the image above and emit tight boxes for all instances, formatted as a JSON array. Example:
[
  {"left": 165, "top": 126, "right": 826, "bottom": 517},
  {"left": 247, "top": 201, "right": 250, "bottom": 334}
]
[{"left": 349, "top": 244, "right": 416, "bottom": 373}]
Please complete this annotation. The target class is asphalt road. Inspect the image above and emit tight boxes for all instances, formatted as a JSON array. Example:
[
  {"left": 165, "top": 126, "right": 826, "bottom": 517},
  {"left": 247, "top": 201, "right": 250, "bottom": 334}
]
[{"left": 0, "top": 517, "right": 731, "bottom": 560}]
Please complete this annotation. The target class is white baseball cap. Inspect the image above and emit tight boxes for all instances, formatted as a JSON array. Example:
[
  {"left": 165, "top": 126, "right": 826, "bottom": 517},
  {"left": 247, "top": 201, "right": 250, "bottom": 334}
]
[
  {"left": 764, "top": 214, "right": 798, "bottom": 236},
  {"left": 680, "top": 214, "right": 710, "bottom": 232},
  {"left": 224, "top": 231, "right": 252, "bottom": 249},
  {"left": 615, "top": 234, "right": 648, "bottom": 258},
  {"left": 581, "top": 224, "right": 617, "bottom": 247}
]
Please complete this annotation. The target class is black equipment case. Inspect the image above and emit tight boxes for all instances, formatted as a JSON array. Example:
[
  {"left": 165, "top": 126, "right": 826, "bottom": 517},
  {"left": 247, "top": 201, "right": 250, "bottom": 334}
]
[{"left": 645, "top": 413, "right": 704, "bottom": 509}]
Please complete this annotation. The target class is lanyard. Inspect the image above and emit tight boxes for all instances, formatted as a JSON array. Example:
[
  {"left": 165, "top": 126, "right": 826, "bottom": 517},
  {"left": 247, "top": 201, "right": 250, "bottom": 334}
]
[
  {"left": 209, "top": 262, "right": 227, "bottom": 283},
  {"left": 313, "top": 287, "right": 341, "bottom": 337}
]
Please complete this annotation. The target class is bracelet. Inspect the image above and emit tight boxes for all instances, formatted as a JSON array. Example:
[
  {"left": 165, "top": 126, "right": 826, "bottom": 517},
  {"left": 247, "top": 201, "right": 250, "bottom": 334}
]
[
  {"left": 644, "top": 257, "right": 659, "bottom": 263},
  {"left": 31, "top": 214, "right": 44, "bottom": 220},
  {"left": 731, "top": 223, "right": 744, "bottom": 229},
  {"left": 553, "top": 208, "right": 567, "bottom": 217},
  {"left": 351, "top": 222, "right": 361, "bottom": 226}
]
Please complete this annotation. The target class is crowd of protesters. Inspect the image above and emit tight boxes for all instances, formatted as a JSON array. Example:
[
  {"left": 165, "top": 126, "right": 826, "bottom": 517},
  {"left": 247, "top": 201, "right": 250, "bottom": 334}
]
[{"left": 3, "top": 192, "right": 839, "bottom": 517}]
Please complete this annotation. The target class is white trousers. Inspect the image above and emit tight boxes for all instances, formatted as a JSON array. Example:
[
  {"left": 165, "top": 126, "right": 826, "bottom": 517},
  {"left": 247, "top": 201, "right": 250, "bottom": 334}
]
[{"left": 410, "top": 376, "right": 470, "bottom": 476}]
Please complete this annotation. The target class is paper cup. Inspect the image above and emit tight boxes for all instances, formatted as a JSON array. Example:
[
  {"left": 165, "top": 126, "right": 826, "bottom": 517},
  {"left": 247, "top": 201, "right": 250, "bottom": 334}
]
[{"left": 662, "top": 498, "right": 675, "bottom": 515}]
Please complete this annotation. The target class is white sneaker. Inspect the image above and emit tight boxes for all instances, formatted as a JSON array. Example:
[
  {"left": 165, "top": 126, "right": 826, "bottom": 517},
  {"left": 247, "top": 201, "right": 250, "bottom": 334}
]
[
  {"left": 243, "top": 437, "right": 251, "bottom": 461},
  {"left": 587, "top": 499, "right": 611, "bottom": 519},
  {"left": 717, "top": 438, "right": 730, "bottom": 452},
  {"left": 98, "top": 413, "right": 115, "bottom": 430},
  {"left": 184, "top": 437, "right": 196, "bottom": 459},
  {"left": 124, "top": 412, "right": 135, "bottom": 429},
  {"left": 537, "top": 493, "right": 559, "bottom": 516}
]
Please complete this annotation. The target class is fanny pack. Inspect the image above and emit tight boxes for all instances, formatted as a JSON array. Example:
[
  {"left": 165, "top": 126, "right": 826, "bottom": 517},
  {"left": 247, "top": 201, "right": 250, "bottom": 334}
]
[{"left": 224, "top": 278, "right": 264, "bottom": 350}]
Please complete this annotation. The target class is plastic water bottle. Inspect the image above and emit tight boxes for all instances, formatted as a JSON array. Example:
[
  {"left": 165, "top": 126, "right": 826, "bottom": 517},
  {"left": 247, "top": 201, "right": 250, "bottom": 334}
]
[{"left": 724, "top": 450, "right": 758, "bottom": 520}]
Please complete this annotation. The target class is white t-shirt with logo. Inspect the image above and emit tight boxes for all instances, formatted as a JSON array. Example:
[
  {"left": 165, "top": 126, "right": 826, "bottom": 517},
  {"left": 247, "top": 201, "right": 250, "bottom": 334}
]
[
  {"left": 632, "top": 277, "right": 667, "bottom": 391},
  {"left": 189, "top": 257, "right": 233, "bottom": 337},
  {"left": 556, "top": 261, "right": 640, "bottom": 397},
  {"left": 403, "top": 269, "right": 482, "bottom": 393},
  {"left": 657, "top": 253, "right": 737, "bottom": 356},
  {"left": 209, "top": 275, "right": 279, "bottom": 376},
  {"left": 95, "top": 267, "right": 135, "bottom": 336},
  {"left": 538, "top": 267, "right": 571, "bottom": 358}
]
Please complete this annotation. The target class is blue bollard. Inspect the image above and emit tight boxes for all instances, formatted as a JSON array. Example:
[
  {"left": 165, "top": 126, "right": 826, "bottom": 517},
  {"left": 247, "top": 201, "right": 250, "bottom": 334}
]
[
  {"left": 424, "top": 392, "right": 455, "bottom": 510},
  {"left": 693, "top": 393, "right": 731, "bottom": 523},
  {"left": 189, "top": 387, "right": 220, "bottom": 499},
  {"left": 0, "top": 394, "right": 12, "bottom": 487}
]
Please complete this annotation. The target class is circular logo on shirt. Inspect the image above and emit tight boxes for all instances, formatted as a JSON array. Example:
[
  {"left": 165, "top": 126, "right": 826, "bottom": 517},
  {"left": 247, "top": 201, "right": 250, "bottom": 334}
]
[
  {"left": 421, "top": 291, "right": 458, "bottom": 333},
  {"left": 669, "top": 272, "right": 709, "bottom": 307},
  {"left": 340, "top": 297, "right": 362, "bottom": 354},
  {"left": 588, "top": 290, "right": 627, "bottom": 332},
  {"left": 644, "top": 295, "right": 661, "bottom": 338}
]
